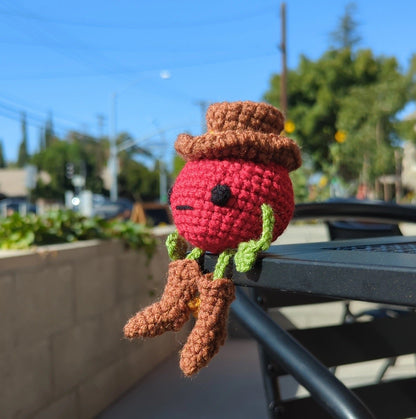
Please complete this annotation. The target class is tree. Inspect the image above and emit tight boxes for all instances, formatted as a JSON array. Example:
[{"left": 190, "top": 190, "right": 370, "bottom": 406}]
[
  {"left": 172, "top": 154, "right": 186, "bottom": 180},
  {"left": 334, "top": 57, "right": 413, "bottom": 182},
  {"left": 17, "top": 112, "right": 29, "bottom": 167},
  {"left": 30, "top": 129, "right": 161, "bottom": 202},
  {"left": 264, "top": 5, "right": 416, "bottom": 188},
  {"left": 44, "top": 113, "right": 55, "bottom": 148},
  {"left": 118, "top": 159, "right": 159, "bottom": 202},
  {"left": 117, "top": 138, "right": 159, "bottom": 202},
  {"left": 329, "top": 2, "right": 361, "bottom": 49},
  {"left": 31, "top": 133, "right": 109, "bottom": 200},
  {"left": 0, "top": 139, "right": 6, "bottom": 168},
  {"left": 31, "top": 139, "right": 77, "bottom": 200},
  {"left": 38, "top": 127, "right": 46, "bottom": 152},
  {"left": 66, "top": 131, "right": 108, "bottom": 193}
]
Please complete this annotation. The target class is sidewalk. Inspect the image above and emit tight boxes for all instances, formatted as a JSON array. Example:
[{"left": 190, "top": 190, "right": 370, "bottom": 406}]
[
  {"left": 98, "top": 339, "right": 268, "bottom": 419},
  {"left": 98, "top": 223, "right": 416, "bottom": 418}
]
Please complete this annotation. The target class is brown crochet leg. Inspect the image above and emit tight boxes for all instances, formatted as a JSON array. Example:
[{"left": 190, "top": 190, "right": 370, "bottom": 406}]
[
  {"left": 123, "top": 259, "right": 200, "bottom": 338},
  {"left": 179, "top": 274, "right": 235, "bottom": 376}
]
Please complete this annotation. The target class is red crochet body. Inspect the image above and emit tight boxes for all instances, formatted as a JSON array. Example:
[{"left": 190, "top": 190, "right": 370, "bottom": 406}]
[{"left": 170, "top": 158, "right": 294, "bottom": 254}]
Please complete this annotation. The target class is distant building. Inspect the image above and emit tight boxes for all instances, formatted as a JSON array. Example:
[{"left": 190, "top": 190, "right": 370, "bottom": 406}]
[
  {"left": 101, "top": 167, "right": 112, "bottom": 191},
  {"left": 401, "top": 111, "right": 416, "bottom": 196},
  {"left": 402, "top": 141, "right": 416, "bottom": 193},
  {"left": 0, "top": 168, "right": 50, "bottom": 198}
]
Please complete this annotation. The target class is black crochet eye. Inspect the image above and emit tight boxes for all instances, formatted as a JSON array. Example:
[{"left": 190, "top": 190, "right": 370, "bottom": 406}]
[
  {"left": 167, "top": 186, "right": 173, "bottom": 205},
  {"left": 210, "top": 184, "right": 231, "bottom": 207}
]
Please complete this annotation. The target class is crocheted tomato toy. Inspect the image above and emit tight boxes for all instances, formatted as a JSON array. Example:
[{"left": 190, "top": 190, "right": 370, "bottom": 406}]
[
  {"left": 170, "top": 159, "right": 294, "bottom": 254},
  {"left": 124, "top": 101, "right": 301, "bottom": 376}
]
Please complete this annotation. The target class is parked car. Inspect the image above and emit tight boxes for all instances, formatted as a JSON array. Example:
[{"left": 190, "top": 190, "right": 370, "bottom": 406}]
[
  {"left": 0, "top": 198, "right": 37, "bottom": 216},
  {"left": 92, "top": 198, "right": 133, "bottom": 220},
  {"left": 130, "top": 202, "right": 173, "bottom": 226}
]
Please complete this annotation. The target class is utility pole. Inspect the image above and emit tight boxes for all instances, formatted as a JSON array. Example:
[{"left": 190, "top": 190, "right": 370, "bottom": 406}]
[
  {"left": 107, "top": 72, "right": 171, "bottom": 202},
  {"left": 109, "top": 92, "right": 118, "bottom": 201},
  {"left": 96, "top": 114, "right": 106, "bottom": 138},
  {"left": 152, "top": 120, "right": 168, "bottom": 204},
  {"left": 280, "top": 2, "right": 288, "bottom": 117}
]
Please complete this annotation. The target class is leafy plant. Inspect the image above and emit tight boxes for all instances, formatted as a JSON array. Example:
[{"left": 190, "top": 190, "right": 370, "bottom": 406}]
[
  {"left": 264, "top": 3, "right": 416, "bottom": 188},
  {"left": 0, "top": 210, "right": 157, "bottom": 258}
]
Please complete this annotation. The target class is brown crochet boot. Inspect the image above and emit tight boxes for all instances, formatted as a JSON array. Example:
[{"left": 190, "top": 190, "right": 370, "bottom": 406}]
[
  {"left": 179, "top": 274, "right": 235, "bottom": 376},
  {"left": 124, "top": 259, "right": 200, "bottom": 338}
]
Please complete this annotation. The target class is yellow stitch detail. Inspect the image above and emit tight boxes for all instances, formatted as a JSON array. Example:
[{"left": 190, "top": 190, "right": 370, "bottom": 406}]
[{"left": 187, "top": 296, "right": 201, "bottom": 318}]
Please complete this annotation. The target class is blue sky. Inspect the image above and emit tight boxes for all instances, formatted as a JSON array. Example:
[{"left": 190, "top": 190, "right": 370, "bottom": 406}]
[{"left": 1, "top": 0, "right": 415, "bottom": 168}]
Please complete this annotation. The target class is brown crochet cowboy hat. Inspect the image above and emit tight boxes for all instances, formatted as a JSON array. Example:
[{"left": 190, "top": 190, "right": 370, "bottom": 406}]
[{"left": 175, "top": 101, "right": 302, "bottom": 172}]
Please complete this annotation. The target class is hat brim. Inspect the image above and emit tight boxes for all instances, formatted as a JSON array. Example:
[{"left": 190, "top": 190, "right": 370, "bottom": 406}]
[{"left": 175, "top": 130, "right": 302, "bottom": 172}]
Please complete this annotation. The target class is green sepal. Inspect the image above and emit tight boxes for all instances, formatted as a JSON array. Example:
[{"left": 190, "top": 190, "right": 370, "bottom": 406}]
[
  {"left": 234, "top": 203, "right": 275, "bottom": 272},
  {"left": 165, "top": 231, "right": 188, "bottom": 260}
]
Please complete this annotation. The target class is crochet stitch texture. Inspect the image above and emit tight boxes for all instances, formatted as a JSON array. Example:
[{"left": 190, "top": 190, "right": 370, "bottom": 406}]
[
  {"left": 180, "top": 274, "right": 235, "bottom": 376},
  {"left": 123, "top": 259, "right": 200, "bottom": 338},
  {"left": 123, "top": 101, "right": 301, "bottom": 377},
  {"left": 170, "top": 159, "right": 294, "bottom": 254},
  {"left": 175, "top": 101, "right": 301, "bottom": 170}
]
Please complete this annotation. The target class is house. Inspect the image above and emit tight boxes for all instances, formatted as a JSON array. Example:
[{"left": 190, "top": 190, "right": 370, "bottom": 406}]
[
  {"left": 401, "top": 110, "right": 416, "bottom": 197},
  {"left": 0, "top": 168, "right": 50, "bottom": 198},
  {"left": 402, "top": 141, "right": 416, "bottom": 193}
]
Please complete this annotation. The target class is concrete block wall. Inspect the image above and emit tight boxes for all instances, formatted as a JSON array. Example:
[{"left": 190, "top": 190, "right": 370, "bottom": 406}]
[{"left": 0, "top": 236, "right": 188, "bottom": 418}]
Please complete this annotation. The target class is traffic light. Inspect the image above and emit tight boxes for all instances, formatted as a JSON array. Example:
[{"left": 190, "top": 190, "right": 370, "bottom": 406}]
[{"left": 66, "top": 162, "right": 74, "bottom": 179}]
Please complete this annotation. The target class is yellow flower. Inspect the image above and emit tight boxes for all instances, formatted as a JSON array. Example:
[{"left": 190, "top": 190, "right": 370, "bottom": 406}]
[
  {"left": 284, "top": 120, "right": 296, "bottom": 134},
  {"left": 318, "top": 175, "right": 328, "bottom": 188},
  {"left": 335, "top": 130, "right": 347, "bottom": 143}
]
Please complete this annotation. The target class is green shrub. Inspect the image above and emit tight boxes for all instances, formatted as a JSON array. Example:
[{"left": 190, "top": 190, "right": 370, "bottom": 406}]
[{"left": 0, "top": 210, "right": 157, "bottom": 258}]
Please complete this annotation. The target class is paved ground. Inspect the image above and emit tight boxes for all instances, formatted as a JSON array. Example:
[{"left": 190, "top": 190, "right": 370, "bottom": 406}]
[
  {"left": 98, "top": 223, "right": 416, "bottom": 418},
  {"left": 98, "top": 339, "right": 269, "bottom": 419}
]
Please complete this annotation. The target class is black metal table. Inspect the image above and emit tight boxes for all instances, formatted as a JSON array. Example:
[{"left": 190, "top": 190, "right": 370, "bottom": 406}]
[
  {"left": 203, "top": 235, "right": 416, "bottom": 419},
  {"left": 206, "top": 235, "right": 416, "bottom": 308}
]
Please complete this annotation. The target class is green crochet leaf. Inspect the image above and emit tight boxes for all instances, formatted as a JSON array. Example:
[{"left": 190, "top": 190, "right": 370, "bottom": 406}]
[
  {"left": 186, "top": 246, "right": 205, "bottom": 260},
  {"left": 213, "top": 249, "right": 236, "bottom": 280},
  {"left": 165, "top": 231, "right": 188, "bottom": 260},
  {"left": 234, "top": 203, "right": 275, "bottom": 272}
]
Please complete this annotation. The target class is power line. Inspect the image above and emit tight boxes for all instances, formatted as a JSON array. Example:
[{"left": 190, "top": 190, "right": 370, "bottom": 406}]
[
  {"left": 0, "top": 1, "right": 135, "bottom": 81},
  {"left": 0, "top": 91, "right": 84, "bottom": 127},
  {"left": 0, "top": 99, "right": 79, "bottom": 135},
  {"left": 0, "top": 1, "right": 279, "bottom": 85},
  {"left": 0, "top": 51, "right": 277, "bottom": 81},
  {"left": 0, "top": 5, "right": 275, "bottom": 29}
]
